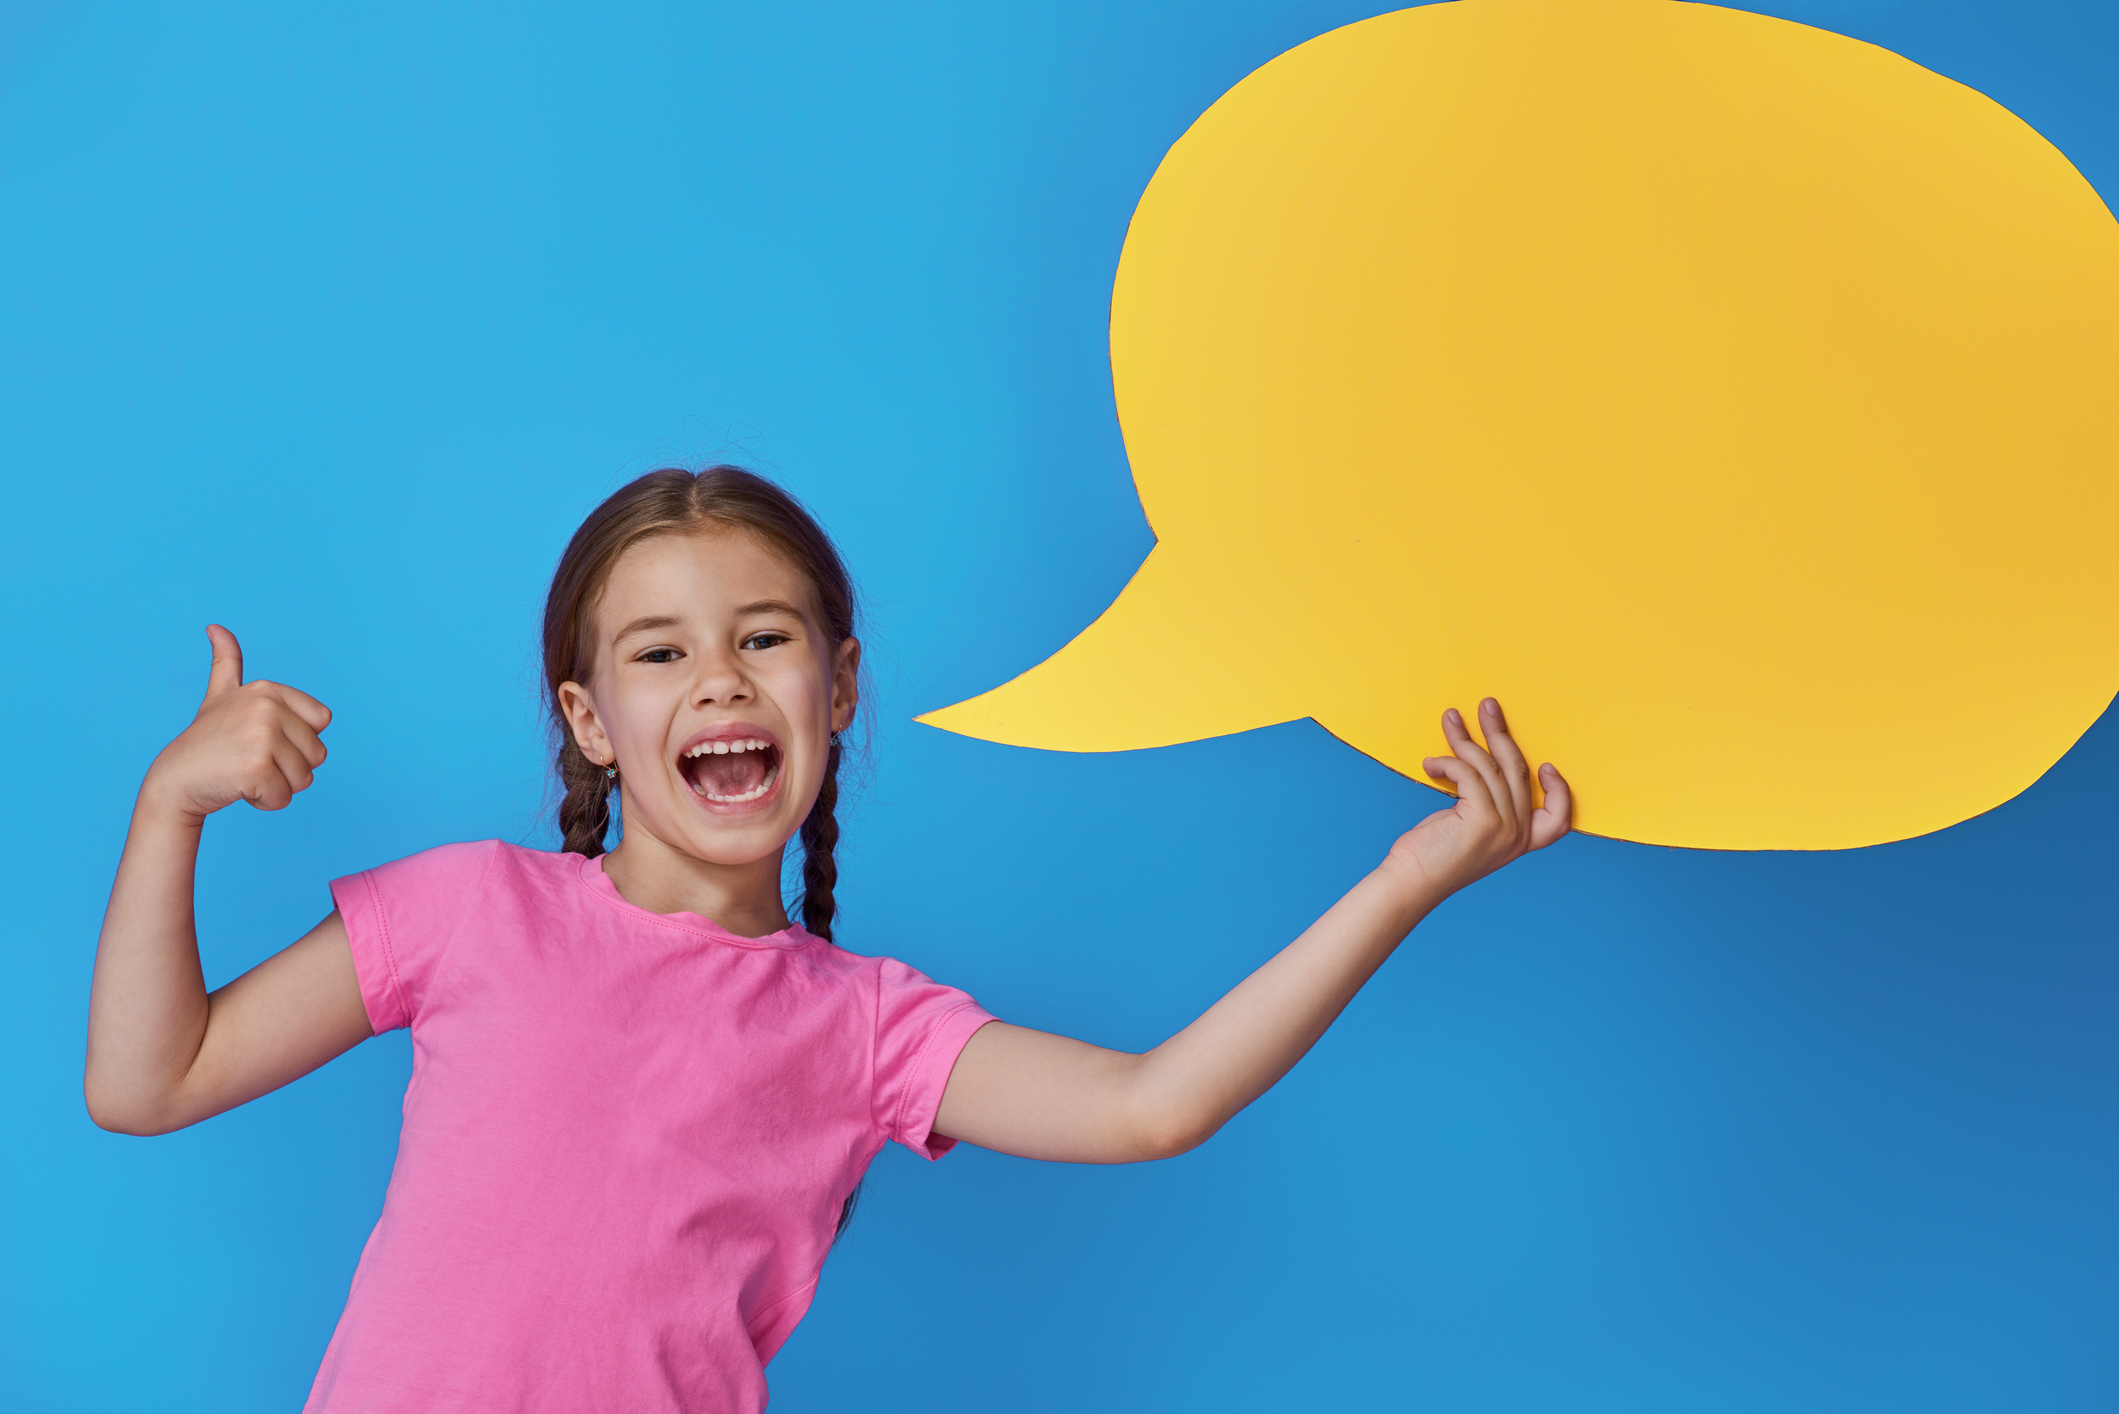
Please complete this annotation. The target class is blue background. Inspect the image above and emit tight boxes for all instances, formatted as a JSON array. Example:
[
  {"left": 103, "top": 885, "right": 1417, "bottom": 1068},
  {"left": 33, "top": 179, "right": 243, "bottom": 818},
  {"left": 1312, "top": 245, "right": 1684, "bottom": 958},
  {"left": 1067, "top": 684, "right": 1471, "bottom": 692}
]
[{"left": 4, "top": 1, "right": 2116, "bottom": 1409}]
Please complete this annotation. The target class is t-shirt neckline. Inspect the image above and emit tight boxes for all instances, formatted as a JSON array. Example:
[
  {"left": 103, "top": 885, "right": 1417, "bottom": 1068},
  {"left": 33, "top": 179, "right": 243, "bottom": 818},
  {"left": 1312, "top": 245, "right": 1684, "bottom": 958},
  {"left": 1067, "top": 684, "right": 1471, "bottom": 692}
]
[{"left": 575, "top": 852, "right": 816, "bottom": 950}]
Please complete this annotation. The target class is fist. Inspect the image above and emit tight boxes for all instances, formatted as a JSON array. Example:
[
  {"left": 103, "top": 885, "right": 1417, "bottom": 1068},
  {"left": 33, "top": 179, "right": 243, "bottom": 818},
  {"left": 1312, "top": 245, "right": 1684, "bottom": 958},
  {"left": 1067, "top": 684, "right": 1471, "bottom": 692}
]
[
  {"left": 144, "top": 625, "right": 333, "bottom": 820},
  {"left": 1383, "top": 698, "right": 1571, "bottom": 899}
]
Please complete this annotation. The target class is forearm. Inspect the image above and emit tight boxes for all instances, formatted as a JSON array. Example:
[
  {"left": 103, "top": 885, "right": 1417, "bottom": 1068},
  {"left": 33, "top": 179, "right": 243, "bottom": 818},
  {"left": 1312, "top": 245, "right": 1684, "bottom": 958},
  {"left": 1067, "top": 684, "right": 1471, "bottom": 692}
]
[
  {"left": 935, "top": 700, "right": 1570, "bottom": 1167},
  {"left": 936, "top": 862, "right": 1444, "bottom": 1165},
  {"left": 84, "top": 633, "right": 366, "bottom": 1134},
  {"left": 1123, "top": 861, "right": 1442, "bottom": 1155},
  {"left": 85, "top": 789, "right": 214, "bottom": 1133}
]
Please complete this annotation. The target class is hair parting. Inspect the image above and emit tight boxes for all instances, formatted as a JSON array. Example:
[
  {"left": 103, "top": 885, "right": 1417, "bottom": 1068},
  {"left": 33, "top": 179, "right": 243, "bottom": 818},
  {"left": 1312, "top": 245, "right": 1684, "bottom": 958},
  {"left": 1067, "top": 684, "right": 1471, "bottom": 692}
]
[{"left": 540, "top": 465, "right": 859, "bottom": 941}]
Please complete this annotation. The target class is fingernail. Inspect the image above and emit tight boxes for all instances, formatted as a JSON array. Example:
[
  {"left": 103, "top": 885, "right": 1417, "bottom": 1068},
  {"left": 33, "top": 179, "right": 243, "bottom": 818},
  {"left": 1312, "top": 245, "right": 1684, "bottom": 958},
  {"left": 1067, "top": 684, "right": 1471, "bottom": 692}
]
[
  {"left": 1482, "top": 697, "right": 1499, "bottom": 716},
  {"left": 1446, "top": 708, "right": 1462, "bottom": 726}
]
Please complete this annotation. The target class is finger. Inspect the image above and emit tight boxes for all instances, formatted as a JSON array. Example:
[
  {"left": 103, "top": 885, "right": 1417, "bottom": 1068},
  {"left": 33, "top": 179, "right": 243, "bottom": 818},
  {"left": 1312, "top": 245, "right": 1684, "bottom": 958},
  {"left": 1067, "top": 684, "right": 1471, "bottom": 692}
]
[
  {"left": 243, "top": 756, "right": 296, "bottom": 810},
  {"left": 262, "top": 740, "right": 315, "bottom": 801},
  {"left": 203, "top": 625, "right": 244, "bottom": 702},
  {"left": 1422, "top": 753, "right": 1498, "bottom": 819},
  {"left": 279, "top": 713, "right": 328, "bottom": 771},
  {"left": 260, "top": 680, "right": 333, "bottom": 734},
  {"left": 1528, "top": 763, "right": 1573, "bottom": 850},
  {"left": 1439, "top": 708, "right": 1513, "bottom": 826},
  {"left": 1479, "top": 698, "right": 1536, "bottom": 824}
]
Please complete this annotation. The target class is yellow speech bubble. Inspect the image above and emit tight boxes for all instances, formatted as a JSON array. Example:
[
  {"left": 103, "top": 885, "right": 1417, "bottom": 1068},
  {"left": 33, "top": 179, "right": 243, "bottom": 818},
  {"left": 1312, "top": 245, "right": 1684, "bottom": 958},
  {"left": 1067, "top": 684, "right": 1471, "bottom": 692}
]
[{"left": 920, "top": 0, "right": 2119, "bottom": 850}]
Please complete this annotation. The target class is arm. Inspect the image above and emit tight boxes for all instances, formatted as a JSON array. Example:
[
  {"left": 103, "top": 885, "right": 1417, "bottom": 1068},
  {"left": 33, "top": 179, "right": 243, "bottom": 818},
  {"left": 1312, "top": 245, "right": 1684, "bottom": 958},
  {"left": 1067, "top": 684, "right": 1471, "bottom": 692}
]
[
  {"left": 932, "top": 697, "right": 1572, "bottom": 1164},
  {"left": 85, "top": 626, "right": 373, "bottom": 1136}
]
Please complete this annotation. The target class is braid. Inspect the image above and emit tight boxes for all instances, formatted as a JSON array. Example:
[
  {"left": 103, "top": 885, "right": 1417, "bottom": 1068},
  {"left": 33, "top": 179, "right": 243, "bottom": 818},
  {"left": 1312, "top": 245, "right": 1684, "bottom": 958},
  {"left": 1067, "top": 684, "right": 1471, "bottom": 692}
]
[
  {"left": 798, "top": 734, "right": 843, "bottom": 940},
  {"left": 557, "top": 736, "right": 616, "bottom": 858}
]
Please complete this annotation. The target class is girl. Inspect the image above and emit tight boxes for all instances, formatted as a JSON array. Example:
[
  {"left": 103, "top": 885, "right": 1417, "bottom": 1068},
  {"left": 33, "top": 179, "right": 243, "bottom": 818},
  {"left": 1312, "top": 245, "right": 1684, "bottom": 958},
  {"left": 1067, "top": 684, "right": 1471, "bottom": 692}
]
[{"left": 87, "top": 466, "right": 1572, "bottom": 1412}]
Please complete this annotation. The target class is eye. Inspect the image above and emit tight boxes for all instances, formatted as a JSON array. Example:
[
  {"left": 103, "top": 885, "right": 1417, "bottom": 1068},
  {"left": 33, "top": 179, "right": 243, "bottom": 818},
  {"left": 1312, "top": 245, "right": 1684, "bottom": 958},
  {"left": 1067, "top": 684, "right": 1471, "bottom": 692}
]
[
  {"left": 637, "top": 647, "right": 682, "bottom": 664},
  {"left": 741, "top": 632, "right": 792, "bottom": 651}
]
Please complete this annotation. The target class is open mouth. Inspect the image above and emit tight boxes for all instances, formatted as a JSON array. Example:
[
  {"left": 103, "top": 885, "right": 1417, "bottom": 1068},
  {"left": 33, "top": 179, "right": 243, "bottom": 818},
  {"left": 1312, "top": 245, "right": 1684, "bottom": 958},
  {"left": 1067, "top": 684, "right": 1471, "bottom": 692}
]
[{"left": 678, "top": 736, "right": 782, "bottom": 805}]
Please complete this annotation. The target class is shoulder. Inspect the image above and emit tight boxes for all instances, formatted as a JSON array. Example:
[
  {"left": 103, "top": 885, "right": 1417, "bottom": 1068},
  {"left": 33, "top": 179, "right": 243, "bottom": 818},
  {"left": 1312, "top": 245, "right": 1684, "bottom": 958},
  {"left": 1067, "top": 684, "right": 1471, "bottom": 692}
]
[
  {"left": 804, "top": 940, "right": 975, "bottom": 1012},
  {"left": 344, "top": 838, "right": 502, "bottom": 889},
  {"left": 783, "top": 935, "right": 876, "bottom": 984},
  {"left": 775, "top": 938, "right": 941, "bottom": 1012},
  {"left": 482, "top": 840, "right": 589, "bottom": 882},
  {"left": 340, "top": 839, "right": 586, "bottom": 899},
  {"left": 332, "top": 841, "right": 585, "bottom": 967}
]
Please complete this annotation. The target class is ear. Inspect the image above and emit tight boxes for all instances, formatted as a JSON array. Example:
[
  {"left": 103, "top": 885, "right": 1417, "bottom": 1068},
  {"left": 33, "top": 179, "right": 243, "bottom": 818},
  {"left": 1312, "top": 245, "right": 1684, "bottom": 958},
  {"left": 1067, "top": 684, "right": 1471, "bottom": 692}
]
[
  {"left": 557, "top": 680, "right": 615, "bottom": 766},
  {"left": 830, "top": 637, "right": 861, "bottom": 734}
]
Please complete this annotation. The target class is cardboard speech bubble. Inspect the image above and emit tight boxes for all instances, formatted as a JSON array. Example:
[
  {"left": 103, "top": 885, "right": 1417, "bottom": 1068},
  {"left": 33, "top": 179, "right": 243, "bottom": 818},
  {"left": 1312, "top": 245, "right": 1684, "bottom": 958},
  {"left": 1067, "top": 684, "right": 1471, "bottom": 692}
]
[{"left": 920, "top": 0, "right": 2119, "bottom": 850}]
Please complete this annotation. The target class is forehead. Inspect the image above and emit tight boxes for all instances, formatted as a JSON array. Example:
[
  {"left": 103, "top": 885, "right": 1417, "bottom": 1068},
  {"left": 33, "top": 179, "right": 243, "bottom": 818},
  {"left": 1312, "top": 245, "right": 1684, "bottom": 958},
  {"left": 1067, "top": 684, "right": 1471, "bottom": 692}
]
[{"left": 596, "top": 528, "right": 814, "bottom": 627}]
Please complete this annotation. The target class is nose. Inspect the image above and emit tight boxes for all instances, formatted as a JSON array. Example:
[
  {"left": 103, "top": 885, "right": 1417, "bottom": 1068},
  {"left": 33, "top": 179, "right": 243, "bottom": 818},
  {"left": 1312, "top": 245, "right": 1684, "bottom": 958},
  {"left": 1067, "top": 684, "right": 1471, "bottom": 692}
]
[{"left": 689, "top": 644, "right": 754, "bottom": 708}]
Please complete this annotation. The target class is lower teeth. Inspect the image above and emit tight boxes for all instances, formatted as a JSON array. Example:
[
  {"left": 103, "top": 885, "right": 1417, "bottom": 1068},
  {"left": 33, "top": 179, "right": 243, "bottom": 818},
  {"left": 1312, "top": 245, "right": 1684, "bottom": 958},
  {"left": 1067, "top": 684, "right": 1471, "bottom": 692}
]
[{"left": 703, "top": 764, "right": 777, "bottom": 804}]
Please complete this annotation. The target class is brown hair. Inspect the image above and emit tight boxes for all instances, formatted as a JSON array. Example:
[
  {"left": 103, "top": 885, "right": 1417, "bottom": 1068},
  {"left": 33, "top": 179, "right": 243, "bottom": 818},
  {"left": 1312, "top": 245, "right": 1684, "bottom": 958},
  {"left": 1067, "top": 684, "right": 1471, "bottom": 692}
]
[{"left": 541, "top": 465, "right": 859, "bottom": 941}]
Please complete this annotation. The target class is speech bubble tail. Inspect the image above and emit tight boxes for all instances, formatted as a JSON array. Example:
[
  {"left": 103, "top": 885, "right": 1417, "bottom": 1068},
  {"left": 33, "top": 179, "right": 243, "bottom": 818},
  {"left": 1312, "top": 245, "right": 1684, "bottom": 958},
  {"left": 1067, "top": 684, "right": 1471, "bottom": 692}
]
[{"left": 916, "top": 545, "right": 1302, "bottom": 752}]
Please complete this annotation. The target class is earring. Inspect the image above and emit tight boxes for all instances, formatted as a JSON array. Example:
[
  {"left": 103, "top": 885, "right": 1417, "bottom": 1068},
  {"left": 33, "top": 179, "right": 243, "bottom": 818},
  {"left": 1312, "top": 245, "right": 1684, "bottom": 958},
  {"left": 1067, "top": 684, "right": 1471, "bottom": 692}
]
[{"left": 603, "top": 763, "right": 618, "bottom": 782}]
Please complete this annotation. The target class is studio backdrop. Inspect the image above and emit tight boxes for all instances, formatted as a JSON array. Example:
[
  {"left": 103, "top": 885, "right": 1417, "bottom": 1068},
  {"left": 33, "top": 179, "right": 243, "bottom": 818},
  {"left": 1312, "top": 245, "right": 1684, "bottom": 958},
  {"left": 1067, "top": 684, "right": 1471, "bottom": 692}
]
[{"left": 4, "top": 2, "right": 2116, "bottom": 1411}]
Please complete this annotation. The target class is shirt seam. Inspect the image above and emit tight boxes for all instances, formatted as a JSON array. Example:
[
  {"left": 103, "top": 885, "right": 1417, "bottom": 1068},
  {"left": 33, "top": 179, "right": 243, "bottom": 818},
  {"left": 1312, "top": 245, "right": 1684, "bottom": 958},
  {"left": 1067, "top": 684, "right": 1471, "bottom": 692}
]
[
  {"left": 573, "top": 854, "right": 818, "bottom": 951},
  {"left": 360, "top": 869, "right": 412, "bottom": 1029},
  {"left": 364, "top": 840, "right": 500, "bottom": 1029},
  {"left": 745, "top": 1273, "right": 822, "bottom": 1346},
  {"left": 890, "top": 999, "right": 985, "bottom": 1146},
  {"left": 868, "top": 959, "right": 885, "bottom": 1140}
]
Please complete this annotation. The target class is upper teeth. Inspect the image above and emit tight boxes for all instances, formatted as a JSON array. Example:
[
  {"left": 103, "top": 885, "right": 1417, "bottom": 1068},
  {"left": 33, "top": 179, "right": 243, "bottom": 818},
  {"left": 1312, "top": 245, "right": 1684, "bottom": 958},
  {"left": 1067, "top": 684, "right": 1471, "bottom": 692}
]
[{"left": 684, "top": 738, "right": 770, "bottom": 758}]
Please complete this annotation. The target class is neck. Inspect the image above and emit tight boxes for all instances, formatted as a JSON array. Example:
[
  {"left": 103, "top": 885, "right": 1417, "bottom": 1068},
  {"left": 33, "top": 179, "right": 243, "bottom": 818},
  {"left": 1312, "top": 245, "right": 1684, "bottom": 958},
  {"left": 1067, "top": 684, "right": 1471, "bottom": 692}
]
[{"left": 598, "top": 827, "right": 792, "bottom": 940}]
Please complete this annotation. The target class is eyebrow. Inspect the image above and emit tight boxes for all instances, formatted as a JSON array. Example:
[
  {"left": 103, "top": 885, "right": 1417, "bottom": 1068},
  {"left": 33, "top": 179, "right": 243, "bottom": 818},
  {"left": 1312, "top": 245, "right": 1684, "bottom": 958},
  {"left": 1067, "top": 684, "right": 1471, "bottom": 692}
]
[
  {"left": 737, "top": 599, "right": 812, "bottom": 624},
  {"left": 612, "top": 614, "right": 684, "bottom": 643}
]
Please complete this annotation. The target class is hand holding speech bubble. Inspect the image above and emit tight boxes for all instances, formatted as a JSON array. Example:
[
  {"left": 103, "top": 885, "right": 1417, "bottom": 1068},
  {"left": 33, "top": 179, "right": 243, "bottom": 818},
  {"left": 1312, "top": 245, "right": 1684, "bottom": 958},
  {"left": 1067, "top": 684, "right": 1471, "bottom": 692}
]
[{"left": 921, "top": 0, "right": 2119, "bottom": 851}]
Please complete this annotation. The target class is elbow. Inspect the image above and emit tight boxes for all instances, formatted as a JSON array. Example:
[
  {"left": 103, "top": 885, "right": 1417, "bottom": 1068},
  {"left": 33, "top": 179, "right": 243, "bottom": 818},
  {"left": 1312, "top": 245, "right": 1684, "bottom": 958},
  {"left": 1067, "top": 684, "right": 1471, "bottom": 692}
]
[
  {"left": 85, "top": 1101, "right": 150, "bottom": 1136},
  {"left": 1126, "top": 1111, "right": 1223, "bottom": 1163},
  {"left": 83, "top": 1081, "right": 180, "bottom": 1137},
  {"left": 1114, "top": 1066, "right": 1231, "bottom": 1162}
]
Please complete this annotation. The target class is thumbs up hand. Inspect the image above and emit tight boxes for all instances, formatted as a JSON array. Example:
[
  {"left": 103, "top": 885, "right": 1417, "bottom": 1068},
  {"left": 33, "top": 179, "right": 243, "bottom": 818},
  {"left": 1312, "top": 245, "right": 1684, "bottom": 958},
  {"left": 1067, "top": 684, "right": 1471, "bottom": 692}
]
[{"left": 143, "top": 625, "right": 334, "bottom": 822}]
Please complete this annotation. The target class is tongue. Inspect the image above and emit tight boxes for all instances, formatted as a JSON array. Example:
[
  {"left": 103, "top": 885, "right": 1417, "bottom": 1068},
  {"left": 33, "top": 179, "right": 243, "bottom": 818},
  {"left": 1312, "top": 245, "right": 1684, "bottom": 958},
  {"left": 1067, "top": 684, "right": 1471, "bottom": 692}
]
[{"left": 697, "top": 751, "right": 768, "bottom": 797}]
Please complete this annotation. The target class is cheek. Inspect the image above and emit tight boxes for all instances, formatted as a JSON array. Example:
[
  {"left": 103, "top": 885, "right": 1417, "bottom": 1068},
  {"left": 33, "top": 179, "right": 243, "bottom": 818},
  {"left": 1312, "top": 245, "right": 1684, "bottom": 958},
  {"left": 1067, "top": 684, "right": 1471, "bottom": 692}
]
[
  {"left": 599, "top": 686, "right": 672, "bottom": 755},
  {"left": 766, "top": 659, "right": 835, "bottom": 725}
]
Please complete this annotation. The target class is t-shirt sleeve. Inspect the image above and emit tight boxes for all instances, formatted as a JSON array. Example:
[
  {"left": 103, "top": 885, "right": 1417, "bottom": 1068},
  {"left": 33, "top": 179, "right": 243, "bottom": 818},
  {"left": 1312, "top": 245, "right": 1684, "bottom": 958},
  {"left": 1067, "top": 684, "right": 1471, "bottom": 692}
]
[
  {"left": 329, "top": 840, "right": 499, "bottom": 1034},
  {"left": 871, "top": 956, "right": 997, "bottom": 1159}
]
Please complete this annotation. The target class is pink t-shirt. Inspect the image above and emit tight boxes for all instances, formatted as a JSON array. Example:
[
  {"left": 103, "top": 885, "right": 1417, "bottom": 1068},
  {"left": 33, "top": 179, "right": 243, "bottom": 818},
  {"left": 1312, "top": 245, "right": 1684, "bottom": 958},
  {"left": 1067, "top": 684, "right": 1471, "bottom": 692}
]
[{"left": 303, "top": 841, "right": 996, "bottom": 1414}]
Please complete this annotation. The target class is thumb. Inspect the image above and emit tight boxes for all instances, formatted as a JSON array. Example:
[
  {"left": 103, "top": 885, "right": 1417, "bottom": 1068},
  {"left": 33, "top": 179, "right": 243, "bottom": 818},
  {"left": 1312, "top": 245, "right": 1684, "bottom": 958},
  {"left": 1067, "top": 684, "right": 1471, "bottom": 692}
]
[{"left": 203, "top": 624, "right": 244, "bottom": 702}]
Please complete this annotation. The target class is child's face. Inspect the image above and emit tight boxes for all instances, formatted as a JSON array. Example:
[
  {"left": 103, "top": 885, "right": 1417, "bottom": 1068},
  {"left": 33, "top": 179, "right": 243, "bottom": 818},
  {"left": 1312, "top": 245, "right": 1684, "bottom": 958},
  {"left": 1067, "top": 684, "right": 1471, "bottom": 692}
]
[{"left": 559, "top": 528, "right": 858, "bottom": 872}]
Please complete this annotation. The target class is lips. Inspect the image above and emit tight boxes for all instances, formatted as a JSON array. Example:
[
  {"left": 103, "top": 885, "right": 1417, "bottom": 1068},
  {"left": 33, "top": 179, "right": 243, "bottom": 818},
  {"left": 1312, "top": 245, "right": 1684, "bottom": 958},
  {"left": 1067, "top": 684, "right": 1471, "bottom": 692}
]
[{"left": 677, "top": 734, "right": 782, "bottom": 805}]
